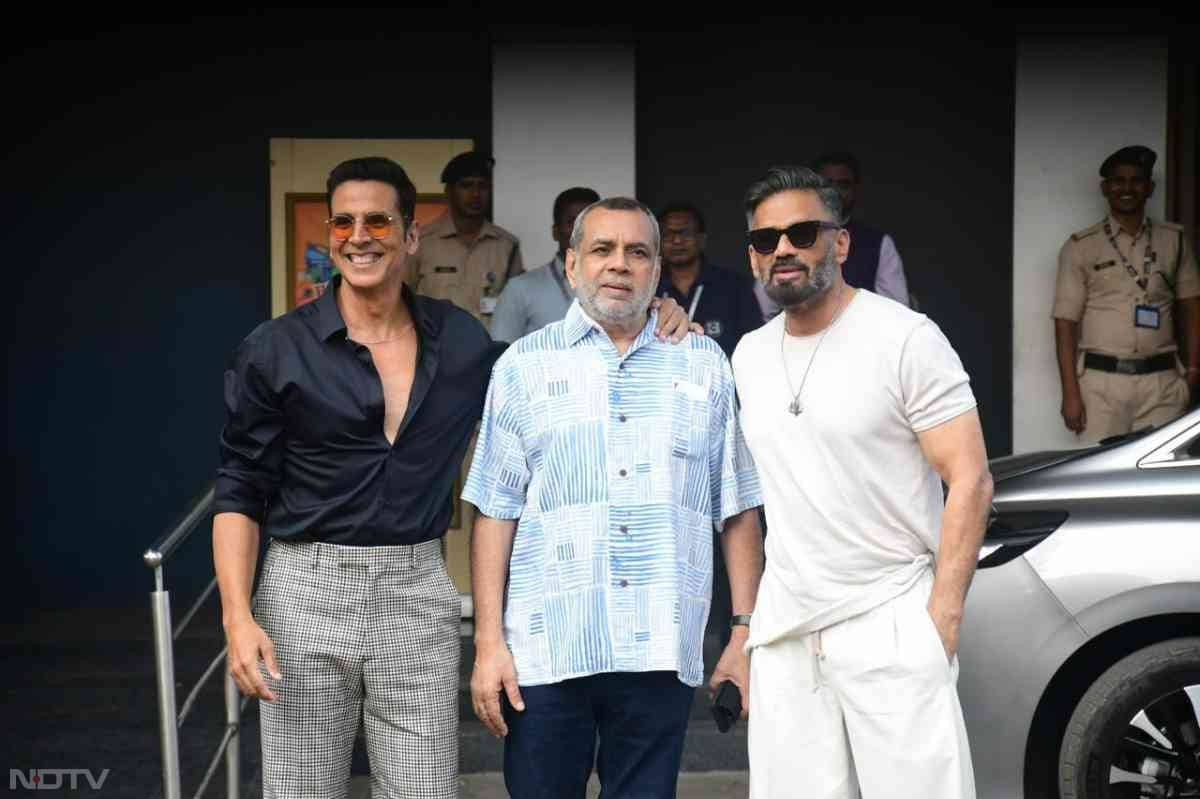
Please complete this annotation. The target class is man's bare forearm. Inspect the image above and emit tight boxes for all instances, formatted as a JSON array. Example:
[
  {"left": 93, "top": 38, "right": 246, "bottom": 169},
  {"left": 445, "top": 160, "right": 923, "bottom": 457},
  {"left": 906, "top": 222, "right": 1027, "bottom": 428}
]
[
  {"left": 930, "top": 469, "right": 994, "bottom": 616},
  {"left": 471, "top": 513, "right": 517, "bottom": 646},
  {"left": 1054, "top": 318, "right": 1081, "bottom": 398},
  {"left": 213, "top": 511, "right": 261, "bottom": 625},
  {"left": 720, "top": 508, "right": 764, "bottom": 618}
]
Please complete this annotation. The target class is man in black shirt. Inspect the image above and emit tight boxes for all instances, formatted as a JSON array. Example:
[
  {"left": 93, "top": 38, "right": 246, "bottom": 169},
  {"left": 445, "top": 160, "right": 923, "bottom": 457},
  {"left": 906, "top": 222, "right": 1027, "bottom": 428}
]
[
  {"left": 213, "top": 157, "right": 694, "bottom": 798},
  {"left": 656, "top": 202, "right": 764, "bottom": 358}
]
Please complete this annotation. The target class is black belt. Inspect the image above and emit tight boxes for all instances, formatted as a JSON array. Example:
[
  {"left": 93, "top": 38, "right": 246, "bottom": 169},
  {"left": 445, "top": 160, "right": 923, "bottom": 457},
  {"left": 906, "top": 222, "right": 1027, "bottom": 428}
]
[{"left": 1084, "top": 352, "right": 1177, "bottom": 375}]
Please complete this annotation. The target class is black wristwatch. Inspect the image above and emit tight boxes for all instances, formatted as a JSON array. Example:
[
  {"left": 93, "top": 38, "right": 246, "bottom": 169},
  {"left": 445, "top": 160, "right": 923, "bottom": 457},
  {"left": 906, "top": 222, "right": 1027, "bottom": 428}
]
[{"left": 730, "top": 614, "right": 752, "bottom": 628}]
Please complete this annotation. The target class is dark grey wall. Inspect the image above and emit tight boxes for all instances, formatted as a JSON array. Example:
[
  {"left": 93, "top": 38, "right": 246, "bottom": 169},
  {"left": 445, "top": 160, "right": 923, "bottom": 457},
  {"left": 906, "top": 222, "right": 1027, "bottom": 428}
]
[
  {"left": 636, "top": 23, "right": 1016, "bottom": 460},
  {"left": 5, "top": 14, "right": 493, "bottom": 613},
  {"left": 7, "top": 18, "right": 1021, "bottom": 616}
]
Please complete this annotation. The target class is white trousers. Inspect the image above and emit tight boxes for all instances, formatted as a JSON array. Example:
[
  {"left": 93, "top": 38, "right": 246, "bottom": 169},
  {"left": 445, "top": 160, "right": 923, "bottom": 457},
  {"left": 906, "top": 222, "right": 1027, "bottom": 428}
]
[{"left": 748, "top": 571, "right": 975, "bottom": 798}]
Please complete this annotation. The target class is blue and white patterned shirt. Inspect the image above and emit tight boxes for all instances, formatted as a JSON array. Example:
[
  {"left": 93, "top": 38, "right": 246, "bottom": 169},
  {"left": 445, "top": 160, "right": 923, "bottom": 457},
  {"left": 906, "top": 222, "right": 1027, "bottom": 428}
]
[{"left": 462, "top": 300, "right": 761, "bottom": 688}]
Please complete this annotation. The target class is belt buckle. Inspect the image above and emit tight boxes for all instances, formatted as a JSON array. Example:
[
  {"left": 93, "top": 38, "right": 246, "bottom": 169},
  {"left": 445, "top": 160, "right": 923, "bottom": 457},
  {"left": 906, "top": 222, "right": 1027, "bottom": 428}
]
[{"left": 1115, "top": 359, "right": 1139, "bottom": 375}]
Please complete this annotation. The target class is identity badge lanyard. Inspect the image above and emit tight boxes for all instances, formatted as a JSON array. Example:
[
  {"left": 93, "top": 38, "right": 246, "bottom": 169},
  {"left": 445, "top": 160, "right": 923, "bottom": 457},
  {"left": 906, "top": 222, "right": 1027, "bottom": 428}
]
[
  {"left": 687, "top": 285, "right": 705, "bottom": 320},
  {"left": 661, "top": 285, "right": 704, "bottom": 320},
  {"left": 1105, "top": 219, "right": 1161, "bottom": 330},
  {"left": 1103, "top": 219, "right": 1155, "bottom": 294}
]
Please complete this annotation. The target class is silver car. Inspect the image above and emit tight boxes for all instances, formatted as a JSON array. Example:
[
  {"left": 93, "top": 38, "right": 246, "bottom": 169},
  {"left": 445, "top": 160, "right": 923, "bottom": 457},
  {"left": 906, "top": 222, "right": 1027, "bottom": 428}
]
[{"left": 960, "top": 407, "right": 1200, "bottom": 798}]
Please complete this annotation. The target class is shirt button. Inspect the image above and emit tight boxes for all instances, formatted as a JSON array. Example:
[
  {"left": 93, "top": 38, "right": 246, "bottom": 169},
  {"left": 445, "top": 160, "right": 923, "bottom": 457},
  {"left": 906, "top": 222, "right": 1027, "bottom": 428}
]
[
  {"left": 619, "top": 525, "right": 628, "bottom": 534},
  {"left": 619, "top": 579, "right": 628, "bottom": 588},
  {"left": 618, "top": 413, "right": 627, "bottom": 422},
  {"left": 618, "top": 469, "right": 627, "bottom": 477}
]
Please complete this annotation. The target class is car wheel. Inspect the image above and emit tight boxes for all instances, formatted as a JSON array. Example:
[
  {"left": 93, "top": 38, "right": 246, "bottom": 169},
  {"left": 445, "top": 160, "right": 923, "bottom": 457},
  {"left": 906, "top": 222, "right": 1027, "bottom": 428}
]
[{"left": 1059, "top": 637, "right": 1200, "bottom": 798}]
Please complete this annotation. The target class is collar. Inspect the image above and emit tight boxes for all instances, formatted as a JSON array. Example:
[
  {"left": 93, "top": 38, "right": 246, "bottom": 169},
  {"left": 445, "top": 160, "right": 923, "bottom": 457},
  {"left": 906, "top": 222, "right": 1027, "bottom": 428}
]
[
  {"left": 658, "top": 259, "right": 712, "bottom": 298},
  {"left": 562, "top": 299, "right": 660, "bottom": 353},
  {"left": 308, "top": 274, "right": 434, "bottom": 342},
  {"left": 542, "top": 253, "right": 567, "bottom": 275},
  {"left": 1106, "top": 213, "right": 1150, "bottom": 241}
]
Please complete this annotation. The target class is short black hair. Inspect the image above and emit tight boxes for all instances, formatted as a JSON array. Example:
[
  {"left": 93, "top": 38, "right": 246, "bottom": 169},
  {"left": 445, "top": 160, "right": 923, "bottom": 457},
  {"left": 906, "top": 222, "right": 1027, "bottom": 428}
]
[
  {"left": 744, "top": 166, "right": 844, "bottom": 226},
  {"left": 326, "top": 157, "right": 417, "bottom": 227},
  {"left": 553, "top": 187, "right": 601, "bottom": 225},
  {"left": 656, "top": 202, "right": 707, "bottom": 234},
  {"left": 810, "top": 151, "right": 862, "bottom": 183}
]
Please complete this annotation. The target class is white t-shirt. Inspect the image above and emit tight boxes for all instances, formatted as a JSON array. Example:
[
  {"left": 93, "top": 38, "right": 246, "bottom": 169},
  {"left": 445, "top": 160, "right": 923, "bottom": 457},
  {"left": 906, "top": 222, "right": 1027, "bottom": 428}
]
[{"left": 731, "top": 289, "right": 977, "bottom": 648}]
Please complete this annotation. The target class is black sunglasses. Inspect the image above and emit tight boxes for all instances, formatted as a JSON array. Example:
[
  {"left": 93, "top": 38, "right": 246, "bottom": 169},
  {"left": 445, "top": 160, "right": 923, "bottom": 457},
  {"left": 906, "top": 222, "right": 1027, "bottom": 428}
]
[{"left": 747, "top": 221, "right": 841, "bottom": 254}]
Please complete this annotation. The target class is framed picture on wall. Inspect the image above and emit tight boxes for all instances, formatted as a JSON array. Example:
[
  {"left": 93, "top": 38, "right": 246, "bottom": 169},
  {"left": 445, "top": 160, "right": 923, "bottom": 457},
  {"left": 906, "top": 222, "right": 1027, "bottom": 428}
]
[{"left": 285, "top": 192, "right": 451, "bottom": 311}]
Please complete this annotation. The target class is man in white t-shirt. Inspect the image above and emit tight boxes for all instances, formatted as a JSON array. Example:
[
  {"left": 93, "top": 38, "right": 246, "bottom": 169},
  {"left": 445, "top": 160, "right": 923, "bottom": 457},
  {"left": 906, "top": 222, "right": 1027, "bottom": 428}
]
[{"left": 731, "top": 165, "right": 994, "bottom": 799}]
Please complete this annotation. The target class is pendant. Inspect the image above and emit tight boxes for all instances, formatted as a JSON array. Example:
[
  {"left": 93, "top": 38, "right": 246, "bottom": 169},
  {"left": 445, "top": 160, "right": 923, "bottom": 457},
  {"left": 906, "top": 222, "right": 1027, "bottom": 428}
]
[{"left": 788, "top": 399, "right": 802, "bottom": 416}]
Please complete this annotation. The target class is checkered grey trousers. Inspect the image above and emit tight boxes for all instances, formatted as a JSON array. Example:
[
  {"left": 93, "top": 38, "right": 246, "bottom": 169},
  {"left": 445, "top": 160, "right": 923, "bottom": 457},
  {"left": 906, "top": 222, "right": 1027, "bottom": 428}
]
[{"left": 254, "top": 538, "right": 461, "bottom": 798}]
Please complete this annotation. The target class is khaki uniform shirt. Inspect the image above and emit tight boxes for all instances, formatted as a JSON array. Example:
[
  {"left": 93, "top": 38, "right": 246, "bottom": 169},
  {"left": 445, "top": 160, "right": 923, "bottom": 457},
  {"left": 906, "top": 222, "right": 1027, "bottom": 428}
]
[
  {"left": 1053, "top": 215, "right": 1199, "bottom": 358},
  {"left": 411, "top": 213, "right": 524, "bottom": 325}
]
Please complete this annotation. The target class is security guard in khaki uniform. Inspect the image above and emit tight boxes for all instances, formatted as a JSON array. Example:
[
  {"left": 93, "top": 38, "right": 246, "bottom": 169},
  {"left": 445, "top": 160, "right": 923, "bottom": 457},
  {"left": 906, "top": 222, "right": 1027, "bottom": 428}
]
[
  {"left": 411, "top": 151, "right": 524, "bottom": 327},
  {"left": 1053, "top": 145, "right": 1200, "bottom": 442}
]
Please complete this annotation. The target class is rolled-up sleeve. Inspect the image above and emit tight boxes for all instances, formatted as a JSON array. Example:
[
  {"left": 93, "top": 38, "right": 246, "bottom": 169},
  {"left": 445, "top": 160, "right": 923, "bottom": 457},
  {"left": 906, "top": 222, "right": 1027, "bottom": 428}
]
[
  {"left": 1053, "top": 239, "right": 1087, "bottom": 322},
  {"left": 708, "top": 356, "right": 762, "bottom": 531},
  {"left": 900, "top": 320, "right": 977, "bottom": 434},
  {"left": 461, "top": 354, "right": 531, "bottom": 520},
  {"left": 214, "top": 332, "right": 284, "bottom": 522}
]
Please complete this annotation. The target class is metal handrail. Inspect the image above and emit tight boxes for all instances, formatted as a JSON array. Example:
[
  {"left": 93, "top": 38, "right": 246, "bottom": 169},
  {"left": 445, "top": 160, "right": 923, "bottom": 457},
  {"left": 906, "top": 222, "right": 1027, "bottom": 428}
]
[
  {"left": 174, "top": 578, "right": 219, "bottom": 642},
  {"left": 143, "top": 484, "right": 215, "bottom": 568},
  {"left": 177, "top": 647, "right": 228, "bottom": 728},
  {"left": 144, "top": 484, "right": 246, "bottom": 799}
]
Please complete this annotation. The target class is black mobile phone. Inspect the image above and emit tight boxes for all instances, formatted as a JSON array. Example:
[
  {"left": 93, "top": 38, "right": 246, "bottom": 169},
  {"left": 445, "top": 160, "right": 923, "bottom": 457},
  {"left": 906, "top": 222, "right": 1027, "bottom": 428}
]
[{"left": 711, "top": 680, "right": 742, "bottom": 733}]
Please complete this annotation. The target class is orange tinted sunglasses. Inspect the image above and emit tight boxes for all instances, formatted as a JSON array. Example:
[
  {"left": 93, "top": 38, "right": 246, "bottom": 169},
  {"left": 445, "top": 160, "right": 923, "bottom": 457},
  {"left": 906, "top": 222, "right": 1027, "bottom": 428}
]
[{"left": 325, "top": 212, "right": 401, "bottom": 242}]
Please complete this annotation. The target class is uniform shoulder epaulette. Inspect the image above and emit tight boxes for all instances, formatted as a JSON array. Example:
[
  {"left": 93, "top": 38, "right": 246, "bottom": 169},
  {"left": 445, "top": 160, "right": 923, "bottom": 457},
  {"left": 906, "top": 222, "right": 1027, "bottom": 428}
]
[
  {"left": 1070, "top": 221, "right": 1104, "bottom": 242},
  {"left": 1156, "top": 219, "right": 1184, "bottom": 233}
]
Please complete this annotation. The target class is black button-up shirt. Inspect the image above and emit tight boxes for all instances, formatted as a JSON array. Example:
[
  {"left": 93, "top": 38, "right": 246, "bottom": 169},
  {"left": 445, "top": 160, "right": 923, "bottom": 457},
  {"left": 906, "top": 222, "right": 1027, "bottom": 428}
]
[
  {"left": 657, "top": 260, "right": 764, "bottom": 358},
  {"left": 214, "top": 276, "right": 506, "bottom": 546}
]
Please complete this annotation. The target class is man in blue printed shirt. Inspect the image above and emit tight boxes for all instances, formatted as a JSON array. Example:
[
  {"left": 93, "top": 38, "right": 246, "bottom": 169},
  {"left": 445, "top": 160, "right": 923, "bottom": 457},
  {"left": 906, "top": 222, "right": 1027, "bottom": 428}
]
[{"left": 463, "top": 197, "right": 764, "bottom": 798}]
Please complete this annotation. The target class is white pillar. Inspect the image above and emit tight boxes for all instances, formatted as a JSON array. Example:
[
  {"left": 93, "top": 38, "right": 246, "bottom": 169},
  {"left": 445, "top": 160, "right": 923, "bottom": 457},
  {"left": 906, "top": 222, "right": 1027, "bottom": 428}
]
[
  {"left": 492, "top": 43, "right": 636, "bottom": 271},
  {"left": 1012, "top": 36, "right": 1168, "bottom": 452}
]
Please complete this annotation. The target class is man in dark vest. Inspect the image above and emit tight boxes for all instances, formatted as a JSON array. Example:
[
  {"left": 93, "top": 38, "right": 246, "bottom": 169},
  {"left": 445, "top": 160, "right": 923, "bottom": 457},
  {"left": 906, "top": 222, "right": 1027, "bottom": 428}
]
[{"left": 814, "top": 152, "right": 911, "bottom": 307}]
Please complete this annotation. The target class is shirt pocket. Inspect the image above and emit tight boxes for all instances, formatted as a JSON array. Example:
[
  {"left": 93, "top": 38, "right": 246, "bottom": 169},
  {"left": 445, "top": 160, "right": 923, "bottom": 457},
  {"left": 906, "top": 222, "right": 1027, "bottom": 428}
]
[
  {"left": 418, "top": 264, "right": 464, "bottom": 299},
  {"left": 1085, "top": 259, "right": 1128, "bottom": 300},
  {"left": 668, "top": 384, "right": 711, "bottom": 463}
]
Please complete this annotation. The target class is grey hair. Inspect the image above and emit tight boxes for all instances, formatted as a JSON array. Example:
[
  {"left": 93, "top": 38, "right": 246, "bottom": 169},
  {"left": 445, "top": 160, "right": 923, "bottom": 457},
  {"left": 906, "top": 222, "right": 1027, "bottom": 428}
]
[
  {"left": 569, "top": 197, "right": 661, "bottom": 258},
  {"left": 744, "top": 166, "right": 844, "bottom": 227}
]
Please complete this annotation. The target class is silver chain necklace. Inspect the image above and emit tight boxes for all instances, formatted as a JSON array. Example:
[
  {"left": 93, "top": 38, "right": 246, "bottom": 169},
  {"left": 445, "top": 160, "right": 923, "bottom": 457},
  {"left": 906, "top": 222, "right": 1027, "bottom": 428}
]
[{"left": 780, "top": 288, "right": 849, "bottom": 416}]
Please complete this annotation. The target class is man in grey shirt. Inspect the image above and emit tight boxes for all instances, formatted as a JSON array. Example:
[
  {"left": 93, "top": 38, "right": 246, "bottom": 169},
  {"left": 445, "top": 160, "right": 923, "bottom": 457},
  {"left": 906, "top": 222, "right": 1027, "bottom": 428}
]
[{"left": 490, "top": 187, "right": 599, "bottom": 342}]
